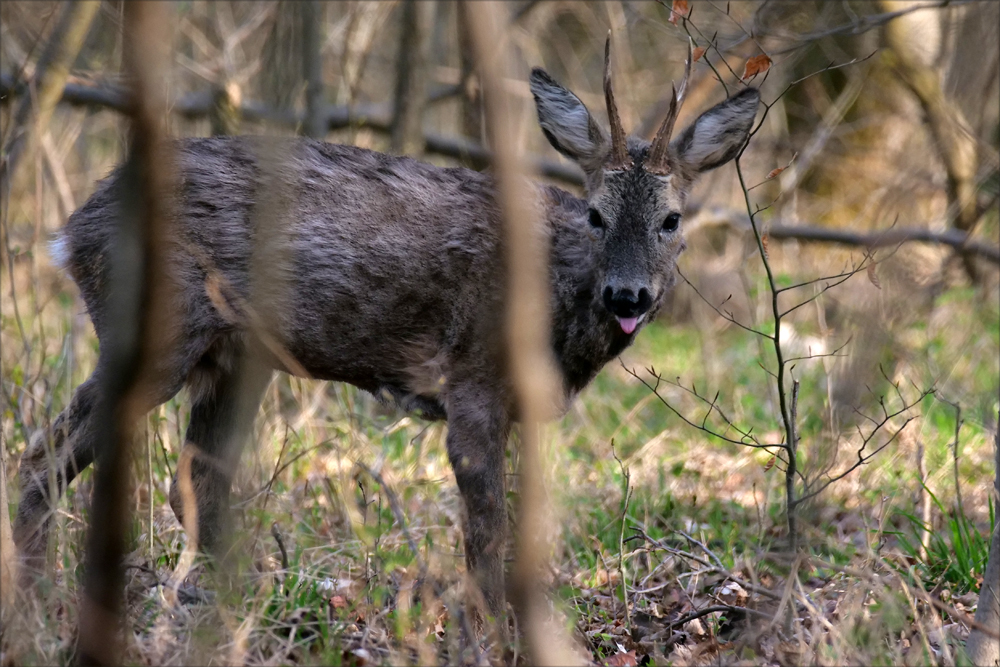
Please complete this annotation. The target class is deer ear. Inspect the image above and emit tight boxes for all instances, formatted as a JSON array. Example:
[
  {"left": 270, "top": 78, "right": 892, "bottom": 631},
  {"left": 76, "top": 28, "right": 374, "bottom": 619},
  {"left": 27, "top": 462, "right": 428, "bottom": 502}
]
[
  {"left": 672, "top": 88, "right": 760, "bottom": 173},
  {"left": 529, "top": 68, "right": 608, "bottom": 172}
]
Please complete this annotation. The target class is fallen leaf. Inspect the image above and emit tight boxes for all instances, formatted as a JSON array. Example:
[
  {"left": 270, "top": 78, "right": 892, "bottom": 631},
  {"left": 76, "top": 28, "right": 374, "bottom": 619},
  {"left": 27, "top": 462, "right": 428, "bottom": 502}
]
[
  {"left": 692, "top": 46, "right": 706, "bottom": 62},
  {"left": 668, "top": 0, "right": 689, "bottom": 24},
  {"left": 742, "top": 53, "right": 772, "bottom": 80},
  {"left": 330, "top": 595, "right": 347, "bottom": 609},
  {"left": 717, "top": 581, "right": 749, "bottom": 605},
  {"left": 606, "top": 649, "right": 638, "bottom": 667},
  {"left": 867, "top": 262, "right": 881, "bottom": 289}
]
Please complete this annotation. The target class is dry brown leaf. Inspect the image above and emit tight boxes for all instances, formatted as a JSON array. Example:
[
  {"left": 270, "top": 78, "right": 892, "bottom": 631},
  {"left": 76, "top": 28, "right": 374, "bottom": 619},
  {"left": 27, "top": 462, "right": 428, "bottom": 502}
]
[
  {"left": 668, "top": 0, "right": 689, "bottom": 24},
  {"left": 766, "top": 151, "right": 799, "bottom": 180},
  {"left": 763, "top": 454, "right": 776, "bottom": 472},
  {"left": 742, "top": 53, "right": 772, "bottom": 80},
  {"left": 867, "top": 262, "right": 881, "bottom": 289},
  {"left": 692, "top": 46, "right": 706, "bottom": 62},
  {"left": 331, "top": 595, "right": 348, "bottom": 609},
  {"left": 606, "top": 649, "right": 638, "bottom": 667},
  {"left": 761, "top": 233, "right": 769, "bottom": 259}
]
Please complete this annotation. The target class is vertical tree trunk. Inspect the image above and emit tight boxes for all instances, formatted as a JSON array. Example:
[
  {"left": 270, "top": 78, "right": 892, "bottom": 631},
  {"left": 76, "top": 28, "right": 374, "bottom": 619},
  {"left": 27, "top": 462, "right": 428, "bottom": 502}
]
[
  {"left": 301, "top": 0, "right": 325, "bottom": 139},
  {"left": 456, "top": 0, "right": 483, "bottom": 142},
  {"left": 209, "top": 82, "right": 242, "bottom": 136},
  {"left": 965, "top": 422, "right": 1000, "bottom": 666},
  {"left": 260, "top": 1, "right": 304, "bottom": 118},
  {"left": 390, "top": 1, "right": 436, "bottom": 155},
  {"left": 880, "top": 0, "right": 981, "bottom": 279}
]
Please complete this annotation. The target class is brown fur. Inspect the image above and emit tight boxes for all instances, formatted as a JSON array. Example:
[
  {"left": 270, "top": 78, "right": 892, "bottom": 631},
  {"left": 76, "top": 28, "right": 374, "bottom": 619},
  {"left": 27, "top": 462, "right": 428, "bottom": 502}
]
[{"left": 15, "top": 75, "right": 759, "bottom": 616}]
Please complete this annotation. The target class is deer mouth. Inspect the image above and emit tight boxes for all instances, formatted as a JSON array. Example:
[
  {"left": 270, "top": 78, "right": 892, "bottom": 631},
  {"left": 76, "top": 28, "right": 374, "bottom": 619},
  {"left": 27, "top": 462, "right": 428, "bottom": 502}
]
[{"left": 616, "top": 313, "right": 645, "bottom": 334}]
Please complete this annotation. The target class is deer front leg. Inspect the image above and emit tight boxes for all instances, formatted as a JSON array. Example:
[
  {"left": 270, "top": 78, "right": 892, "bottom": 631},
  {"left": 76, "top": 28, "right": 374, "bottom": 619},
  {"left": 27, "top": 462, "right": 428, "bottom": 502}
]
[{"left": 445, "top": 383, "right": 511, "bottom": 621}]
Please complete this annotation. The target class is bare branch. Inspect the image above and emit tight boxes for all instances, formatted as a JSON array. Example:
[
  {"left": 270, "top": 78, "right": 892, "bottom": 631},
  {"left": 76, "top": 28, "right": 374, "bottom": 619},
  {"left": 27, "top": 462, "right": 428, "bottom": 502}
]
[
  {"left": 0, "top": 73, "right": 586, "bottom": 188},
  {"left": 677, "top": 268, "right": 773, "bottom": 339},
  {"left": 797, "top": 387, "right": 932, "bottom": 505},
  {"left": 783, "top": 337, "right": 852, "bottom": 364},
  {"left": 622, "top": 363, "right": 779, "bottom": 451}
]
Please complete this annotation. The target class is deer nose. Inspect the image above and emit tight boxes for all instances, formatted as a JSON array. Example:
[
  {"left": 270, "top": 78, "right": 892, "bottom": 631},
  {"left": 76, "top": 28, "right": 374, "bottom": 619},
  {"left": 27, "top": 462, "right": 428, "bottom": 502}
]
[{"left": 602, "top": 286, "right": 652, "bottom": 318}]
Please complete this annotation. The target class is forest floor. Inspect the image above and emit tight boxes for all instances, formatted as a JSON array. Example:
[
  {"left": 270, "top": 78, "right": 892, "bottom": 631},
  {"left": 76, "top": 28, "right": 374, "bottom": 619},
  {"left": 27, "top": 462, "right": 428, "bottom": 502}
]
[{"left": 1, "top": 249, "right": 997, "bottom": 666}]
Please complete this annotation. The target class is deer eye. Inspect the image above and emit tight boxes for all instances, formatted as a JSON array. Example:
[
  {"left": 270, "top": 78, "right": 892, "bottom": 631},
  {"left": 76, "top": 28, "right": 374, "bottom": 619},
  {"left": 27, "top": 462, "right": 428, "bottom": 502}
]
[
  {"left": 662, "top": 213, "right": 681, "bottom": 232},
  {"left": 588, "top": 208, "right": 605, "bottom": 230}
]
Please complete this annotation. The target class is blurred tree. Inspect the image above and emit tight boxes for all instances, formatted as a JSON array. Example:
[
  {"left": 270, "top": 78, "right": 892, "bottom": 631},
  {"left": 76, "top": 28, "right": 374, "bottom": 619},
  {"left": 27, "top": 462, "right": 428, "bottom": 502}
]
[{"left": 391, "top": 1, "right": 436, "bottom": 155}]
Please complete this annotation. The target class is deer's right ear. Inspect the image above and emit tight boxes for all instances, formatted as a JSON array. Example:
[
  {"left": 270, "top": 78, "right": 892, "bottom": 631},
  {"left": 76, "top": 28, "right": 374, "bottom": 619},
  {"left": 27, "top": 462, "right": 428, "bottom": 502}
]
[{"left": 530, "top": 68, "right": 608, "bottom": 171}]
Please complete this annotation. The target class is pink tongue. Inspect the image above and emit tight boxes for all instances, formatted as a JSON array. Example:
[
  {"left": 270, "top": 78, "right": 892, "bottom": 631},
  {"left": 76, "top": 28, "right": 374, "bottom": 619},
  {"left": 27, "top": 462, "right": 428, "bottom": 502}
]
[{"left": 618, "top": 317, "right": 638, "bottom": 334}]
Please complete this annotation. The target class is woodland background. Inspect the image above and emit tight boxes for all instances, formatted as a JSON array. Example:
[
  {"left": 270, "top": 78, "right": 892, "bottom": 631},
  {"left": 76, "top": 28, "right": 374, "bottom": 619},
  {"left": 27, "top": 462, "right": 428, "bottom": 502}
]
[{"left": 0, "top": 1, "right": 998, "bottom": 665}]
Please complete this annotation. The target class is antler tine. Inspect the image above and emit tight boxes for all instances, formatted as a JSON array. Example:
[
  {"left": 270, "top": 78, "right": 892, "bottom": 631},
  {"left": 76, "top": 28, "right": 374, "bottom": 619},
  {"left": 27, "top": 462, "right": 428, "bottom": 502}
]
[
  {"left": 646, "top": 38, "right": 694, "bottom": 175},
  {"left": 604, "top": 32, "right": 632, "bottom": 170}
]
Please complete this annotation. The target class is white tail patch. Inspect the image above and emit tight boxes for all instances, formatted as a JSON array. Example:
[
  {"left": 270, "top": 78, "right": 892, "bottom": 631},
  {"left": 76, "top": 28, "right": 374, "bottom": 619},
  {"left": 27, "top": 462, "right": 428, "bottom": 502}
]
[{"left": 48, "top": 233, "right": 70, "bottom": 269}]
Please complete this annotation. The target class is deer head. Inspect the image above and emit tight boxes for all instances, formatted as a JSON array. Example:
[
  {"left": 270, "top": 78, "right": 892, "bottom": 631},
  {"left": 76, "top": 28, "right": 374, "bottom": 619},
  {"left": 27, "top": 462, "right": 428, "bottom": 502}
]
[{"left": 530, "top": 37, "right": 760, "bottom": 334}]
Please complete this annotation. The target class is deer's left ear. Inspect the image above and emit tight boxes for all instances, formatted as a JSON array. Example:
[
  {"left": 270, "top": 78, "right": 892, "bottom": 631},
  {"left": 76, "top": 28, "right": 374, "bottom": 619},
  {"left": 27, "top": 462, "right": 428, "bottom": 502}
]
[{"left": 672, "top": 88, "right": 760, "bottom": 173}]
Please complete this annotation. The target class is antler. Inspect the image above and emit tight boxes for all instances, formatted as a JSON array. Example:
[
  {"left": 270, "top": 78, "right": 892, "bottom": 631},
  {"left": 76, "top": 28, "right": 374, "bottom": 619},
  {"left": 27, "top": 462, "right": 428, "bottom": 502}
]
[
  {"left": 645, "top": 38, "right": 693, "bottom": 175},
  {"left": 604, "top": 33, "right": 632, "bottom": 170}
]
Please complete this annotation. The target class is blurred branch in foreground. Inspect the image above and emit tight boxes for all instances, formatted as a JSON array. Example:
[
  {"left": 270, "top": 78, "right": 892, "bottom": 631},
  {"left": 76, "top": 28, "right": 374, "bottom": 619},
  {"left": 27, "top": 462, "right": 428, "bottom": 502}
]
[
  {"left": 0, "top": 444, "right": 13, "bottom": 618},
  {"left": 76, "top": 4, "right": 177, "bottom": 664},
  {"left": 965, "top": 421, "right": 1000, "bottom": 664},
  {"left": 464, "top": 2, "right": 581, "bottom": 663}
]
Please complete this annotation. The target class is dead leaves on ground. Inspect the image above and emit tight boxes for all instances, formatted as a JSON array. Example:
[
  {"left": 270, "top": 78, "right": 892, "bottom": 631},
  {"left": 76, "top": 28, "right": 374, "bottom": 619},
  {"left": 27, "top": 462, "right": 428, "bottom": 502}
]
[{"left": 605, "top": 648, "right": 639, "bottom": 666}]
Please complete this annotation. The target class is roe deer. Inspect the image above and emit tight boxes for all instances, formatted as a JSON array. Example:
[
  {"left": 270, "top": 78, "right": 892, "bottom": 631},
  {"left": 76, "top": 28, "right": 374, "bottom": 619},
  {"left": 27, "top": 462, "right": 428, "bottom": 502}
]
[{"left": 15, "top": 44, "right": 759, "bottom": 617}]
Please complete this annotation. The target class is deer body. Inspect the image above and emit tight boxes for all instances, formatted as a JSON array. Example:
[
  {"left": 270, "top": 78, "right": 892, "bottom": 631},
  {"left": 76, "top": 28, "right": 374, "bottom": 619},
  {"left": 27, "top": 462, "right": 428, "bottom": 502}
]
[{"left": 15, "top": 48, "right": 759, "bottom": 617}]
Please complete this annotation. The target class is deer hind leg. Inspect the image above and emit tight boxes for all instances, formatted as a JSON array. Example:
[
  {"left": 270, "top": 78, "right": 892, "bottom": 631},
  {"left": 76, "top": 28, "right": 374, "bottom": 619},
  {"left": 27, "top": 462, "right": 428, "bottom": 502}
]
[
  {"left": 13, "top": 373, "right": 102, "bottom": 578},
  {"left": 444, "top": 382, "right": 512, "bottom": 622},
  {"left": 169, "top": 339, "right": 272, "bottom": 561},
  {"left": 14, "top": 328, "right": 216, "bottom": 582}
]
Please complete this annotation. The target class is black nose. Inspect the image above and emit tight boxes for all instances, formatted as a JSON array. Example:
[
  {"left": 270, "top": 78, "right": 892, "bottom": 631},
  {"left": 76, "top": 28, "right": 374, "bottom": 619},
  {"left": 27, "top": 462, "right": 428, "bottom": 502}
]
[{"left": 603, "top": 286, "right": 652, "bottom": 318}]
